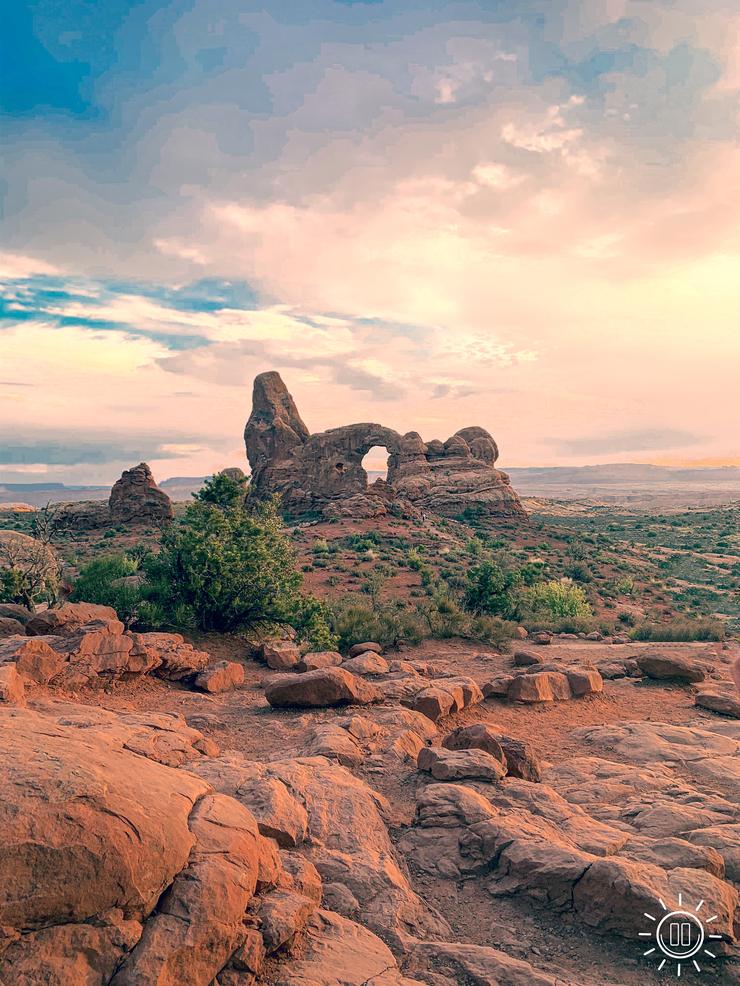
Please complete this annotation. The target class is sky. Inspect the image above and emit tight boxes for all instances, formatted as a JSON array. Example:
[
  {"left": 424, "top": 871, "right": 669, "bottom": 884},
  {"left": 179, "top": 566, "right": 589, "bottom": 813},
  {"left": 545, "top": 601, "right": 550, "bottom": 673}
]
[{"left": 1, "top": 0, "right": 739, "bottom": 485}]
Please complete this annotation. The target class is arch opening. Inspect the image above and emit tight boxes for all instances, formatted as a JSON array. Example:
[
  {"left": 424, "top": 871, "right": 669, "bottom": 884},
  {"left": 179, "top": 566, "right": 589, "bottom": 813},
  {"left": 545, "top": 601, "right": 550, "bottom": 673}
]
[{"left": 361, "top": 446, "right": 390, "bottom": 485}]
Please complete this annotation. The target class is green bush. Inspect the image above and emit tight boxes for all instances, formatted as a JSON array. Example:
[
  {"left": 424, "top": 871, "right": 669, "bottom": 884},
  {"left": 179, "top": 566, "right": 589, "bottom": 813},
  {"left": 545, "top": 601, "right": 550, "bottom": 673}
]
[
  {"left": 142, "top": 497, "right": 336, "bottom": 646},
  {"left": 70, "top": 553, "right": 143, "bottom": 627},
  {"left": 194, "top": 471, "right": 248, "bottom": 508},
  {"left": 328, "top": 595, "right": 426, "bottom": 650},
  {"left": 523, "top": 579, "right": 592, "bottom": 619},
  {"left": 464, "top": 560, "right": 520, "bottom": 618}
]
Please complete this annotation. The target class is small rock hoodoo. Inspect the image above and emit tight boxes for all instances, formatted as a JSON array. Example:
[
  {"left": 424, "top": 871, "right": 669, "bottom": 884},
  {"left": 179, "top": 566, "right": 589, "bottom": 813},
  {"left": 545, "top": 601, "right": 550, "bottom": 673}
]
[{"left": 244, "top": 371, "right": 525, "bottom": 520}]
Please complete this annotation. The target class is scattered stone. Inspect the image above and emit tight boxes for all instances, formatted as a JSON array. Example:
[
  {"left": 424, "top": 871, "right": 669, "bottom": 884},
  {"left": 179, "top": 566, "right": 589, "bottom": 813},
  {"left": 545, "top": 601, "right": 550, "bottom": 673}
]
[
  {"left": 513, "top": 650, "right": 542, "bottom": 667},
  {"left": 695, "top": 688, "right": 740, "bottom": 718},
  {"left": 565, "top": 668, "right": 603, "bottom": 697},
  {"left": 417, "top": 746, "right": 506, "bottom": 783},
  {"left": 0, "top": 664, "right": 25, "bottom": 705},
  {"left": 531, "top": 631, "right": 552, "bottom": 645},
  {"left": 296, "top": 650, "right": 343, "bottom": 672},
  {"left": 265, "top": 667, "right": 380, "bottom": 708},
  {"left": 108, "top": 462, "right": 173, "bottom": 525},
  {"left": 636, "top": 652, "right": 706, "bottom": 683},
  {"left": 508, "top": 671, "right": 572, "bottom": 703},
  {"left": 261, "top": 640, "right": 301, "bottom": 671},
  {"left": 514, "top": 626, "right": 529, "bottom": 639},
  {"left": 349, "top": 641, "right": 383, "bottom": 658},
  {"left": 342, "top": 652, "right": 390, "bottom": 675},
  {"left": 194, "top": 660, "right": 245, "bottom": 694},
  {"left": 482, "top": 674, "right": 515, "bottom": 698}
]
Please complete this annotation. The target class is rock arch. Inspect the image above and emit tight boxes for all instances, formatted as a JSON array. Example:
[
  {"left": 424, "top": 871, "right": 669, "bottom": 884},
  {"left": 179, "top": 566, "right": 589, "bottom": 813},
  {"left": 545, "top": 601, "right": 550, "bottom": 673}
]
[{"left": 244, "top": 372, "right": 525, "bottom": 520}]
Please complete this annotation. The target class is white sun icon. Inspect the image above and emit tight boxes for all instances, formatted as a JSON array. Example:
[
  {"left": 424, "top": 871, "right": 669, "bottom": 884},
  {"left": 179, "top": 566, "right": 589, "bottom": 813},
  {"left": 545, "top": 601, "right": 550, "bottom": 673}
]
[{"left": 638, "top": 894, "right": 724, "bottom": 976}]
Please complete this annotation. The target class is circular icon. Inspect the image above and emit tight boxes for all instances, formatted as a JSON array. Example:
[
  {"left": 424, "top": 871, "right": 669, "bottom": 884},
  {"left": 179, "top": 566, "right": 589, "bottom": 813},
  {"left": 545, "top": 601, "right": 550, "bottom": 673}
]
[{"left": 655, "top": 910, "right": 705, "bottom": 960}]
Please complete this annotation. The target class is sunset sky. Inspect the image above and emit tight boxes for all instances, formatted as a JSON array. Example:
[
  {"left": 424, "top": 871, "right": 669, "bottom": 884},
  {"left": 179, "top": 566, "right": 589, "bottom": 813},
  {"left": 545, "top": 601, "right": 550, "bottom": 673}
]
[{"left": 2, "top": 1, "right": 739, "bottom": 485}]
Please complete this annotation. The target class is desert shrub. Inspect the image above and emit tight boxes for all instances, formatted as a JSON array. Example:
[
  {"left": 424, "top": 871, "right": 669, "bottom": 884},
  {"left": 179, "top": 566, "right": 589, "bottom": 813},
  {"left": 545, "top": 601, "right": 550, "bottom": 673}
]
[
  {"left": 141, "top": 497, "right": 335, "bottom": 646},
  {"left": 518, "top": 579, "right": 594, "bottom": 632},
  {"left": 0, "top": 528, "right": 60, "bottom": 608},
  {"left": 464, "top": 560, "right": 520, "bottom": 618},
  {"left": 328, "top": 595, "right": 426, "bottom": 649},
  {"left": 70, "top": 553, "right": 143, "bottom": 627},
  {"left": 630, "top": 618, "right": 725, "bottom": 642},
  {"left": 194, "top": 471, "right": 248, "bottom": 508}
]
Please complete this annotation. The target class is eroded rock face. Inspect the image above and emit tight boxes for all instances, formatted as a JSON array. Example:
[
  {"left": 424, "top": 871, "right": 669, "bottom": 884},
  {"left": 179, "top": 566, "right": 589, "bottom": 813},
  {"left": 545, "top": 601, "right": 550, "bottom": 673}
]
[
  {"left": 109, "top": 462, "right": 174, "bottom": 524},
  {"left": 56, "top": 463, "right": 173, "bottom": 530},
  {"left": 244, "top": 371, "right": 525, "bottom": 519}
]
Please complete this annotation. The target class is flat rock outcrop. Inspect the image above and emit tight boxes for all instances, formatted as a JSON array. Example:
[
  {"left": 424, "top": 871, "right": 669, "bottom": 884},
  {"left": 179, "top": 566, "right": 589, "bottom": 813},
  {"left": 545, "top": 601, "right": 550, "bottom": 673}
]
[{"left": 244, "top": 371, "right": 524, "bottom": 519}]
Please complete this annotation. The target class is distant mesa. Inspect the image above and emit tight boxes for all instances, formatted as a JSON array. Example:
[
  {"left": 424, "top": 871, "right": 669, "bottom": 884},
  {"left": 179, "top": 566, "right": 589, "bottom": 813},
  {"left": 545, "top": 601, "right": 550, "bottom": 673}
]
[
  {"left": 57, "top": 463, "right": 173, "bottom": 530},
  {"left": 244, "top": 370, "right": 525, "bottom": 520}
]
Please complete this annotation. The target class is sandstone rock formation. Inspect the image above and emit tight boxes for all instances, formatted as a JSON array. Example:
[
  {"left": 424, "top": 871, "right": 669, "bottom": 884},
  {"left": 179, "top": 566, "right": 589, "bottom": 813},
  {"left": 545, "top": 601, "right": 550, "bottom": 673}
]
[
  {"left": 109, "top": 462, "right": 174, "bottom": 524},
  {"left": 244, "top": 371, "right": 525, "bottom": 519},
  {"left": 57, "top": 462, "right": 173, "bottom": 530}
]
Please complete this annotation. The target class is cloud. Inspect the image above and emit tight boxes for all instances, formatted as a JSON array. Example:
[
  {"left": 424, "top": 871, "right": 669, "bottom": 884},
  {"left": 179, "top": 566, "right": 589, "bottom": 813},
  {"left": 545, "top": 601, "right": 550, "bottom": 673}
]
[{"left": 552, "top": 429, "right": 706, "bottom": 456}]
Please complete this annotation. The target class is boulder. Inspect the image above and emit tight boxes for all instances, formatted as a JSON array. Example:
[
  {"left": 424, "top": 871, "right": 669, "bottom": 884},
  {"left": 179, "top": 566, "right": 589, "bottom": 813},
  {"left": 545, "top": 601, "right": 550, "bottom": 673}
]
[
  {"left": 257, "top": 888, "right": 318, "bottom": 953},
  {"left": 0, "top": 634, "right": 65, "bottom": 683},
  {"left": 194, "top": 660, "right": 245, "bottom": 694},
  {"left": 271, "top": 910, "right": 423, "bottom": 986},
  {"left": 636, "top": 652, "right": 706, "bottom": 682},
  {"left": 0, "top": 617, "right": 24, "bottom": 637},
  {"left": 349, "top": 641, "right": 383, "bottom": 658},
  {"left": 565, "top": 668, "right": 603, "bottom": 697},
  {"left": 296, "top": 650, "right": 343, "bottom": 672},
  {"left": 404, "top": 676, "right": 482, "bottom": 722},
  {"left": 531, "top": 631, "right": 552, "bottom": 645},
  {"left": 191, "top": 754, "right": 449, "bottom": 950},
  {"left": 108, "top": 462, "right": 173, "bottom": 525},
  {"left": 130, "top": 632, "right": 210, "bottom": 679},
  {"left": 695, "top": 688, "right": 740, "bottom": 718},
  {"left": 513, "top": 650, "right": 542, "bottom": 667},
  {"left": 493, "top": 735, "right": 542, "bottom": 782},
  {"left": 508, "top": 671, "right": 572, "bottom": 703},
  {"left": 265, "top": 667, "right": 380, "bottom": 708},
  {"left": 441, "top": 723, "right": 506, "bottom": 766},
  {"left": 342, "top": 652, "right": 390, "bottom": 675},
  {"left": 0, "top": 664, "right": 25, "bottom": 706},
  {"left": 26, "top": 601, "right": 119, "bottom": 636},
  {"left": 188, "top": 756, "right": 309, "bottom": 848},
  {"left": 482, "top": 674, "right": 515, "bottom": 698},
  {"left": 261, "top": 640, "right": 301, "bottom": 670},
  {"left": 0, "top": 603, "right": 34, "bottom": 626},
  {"left": 417, "top": 747, "right": 506, "bottom": 783}
]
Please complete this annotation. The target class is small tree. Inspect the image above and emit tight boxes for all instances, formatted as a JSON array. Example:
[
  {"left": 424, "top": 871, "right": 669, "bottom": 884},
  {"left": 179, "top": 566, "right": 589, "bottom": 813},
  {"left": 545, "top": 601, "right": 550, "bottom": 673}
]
[
  {"left": 464, "top": 560, "right": 520, "bottom": 618},
  {"left": 0, "top": 506, "right": 61, "bottom": 609},
  {"left": 142, "top": 496, "right": 335, "bottom": 644},
  {"left": 194, "top": 471, "right": 248, "bottom": 509}
]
